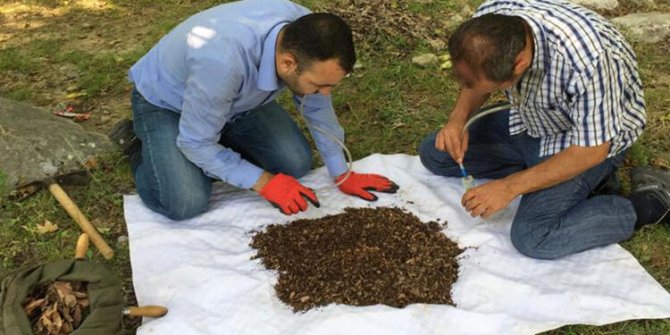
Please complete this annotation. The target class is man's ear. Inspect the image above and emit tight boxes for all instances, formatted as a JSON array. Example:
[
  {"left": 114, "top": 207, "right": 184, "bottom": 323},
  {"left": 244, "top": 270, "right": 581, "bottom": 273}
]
[
  {"left": 277, "top": 52, "right": 298, "bottom": 74},
  {"left": 512, "top": 50, "right": 531, "bottom": 77}
]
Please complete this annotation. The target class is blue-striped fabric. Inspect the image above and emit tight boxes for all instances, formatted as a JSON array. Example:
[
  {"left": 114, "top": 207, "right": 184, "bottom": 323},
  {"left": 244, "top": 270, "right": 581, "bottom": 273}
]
[{"left": 475, "top": 0, "right": 646, "bottom": 157}]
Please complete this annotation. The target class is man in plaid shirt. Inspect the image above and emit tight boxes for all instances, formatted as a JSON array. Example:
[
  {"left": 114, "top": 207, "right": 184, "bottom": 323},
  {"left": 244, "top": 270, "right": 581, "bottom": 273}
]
[{"left": 419, "top": 0, "right": 670, "bottom": 259}]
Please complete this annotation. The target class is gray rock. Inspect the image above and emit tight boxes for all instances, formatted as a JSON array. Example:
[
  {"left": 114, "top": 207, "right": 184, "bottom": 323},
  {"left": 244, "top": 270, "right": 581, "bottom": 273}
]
[
  {"left": 629, "top": 0, "right": 654, "bottom": 7},
  {"left": 412, "top": 53, "right": 439, "bottom": 67},
  {"left": 571, "top": 0, "right": 619, "bottom": 10},
  {"left": 611, "top": 12, "right": 670, "bottom": 44},
  {"left": 0, "top": 98, "right": 113, "bottom": 195}
]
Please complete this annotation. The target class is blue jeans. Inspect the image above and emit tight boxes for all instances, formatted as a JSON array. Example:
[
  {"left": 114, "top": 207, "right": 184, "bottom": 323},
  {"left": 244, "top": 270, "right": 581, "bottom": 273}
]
[
  {"left": 419, "top": 110, "right": 636, "bottom": 259},
  {"left": 130, "top": 89, "right": 311, "bottom": 220}
]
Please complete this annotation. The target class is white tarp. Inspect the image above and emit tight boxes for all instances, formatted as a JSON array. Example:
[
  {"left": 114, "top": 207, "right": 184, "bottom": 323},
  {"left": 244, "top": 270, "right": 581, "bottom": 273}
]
[{"left": 124, "top": 154, "right": 670, "bottom": 335}]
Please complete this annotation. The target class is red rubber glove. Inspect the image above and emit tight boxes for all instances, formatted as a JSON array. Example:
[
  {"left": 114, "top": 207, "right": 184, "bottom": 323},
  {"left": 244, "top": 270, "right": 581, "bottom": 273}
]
[
  {"left": 259, "top": 173, "right": 320, "bottom": 215},
  {"left": 335, "top": 172, "right": 399, "bottom": 201}
]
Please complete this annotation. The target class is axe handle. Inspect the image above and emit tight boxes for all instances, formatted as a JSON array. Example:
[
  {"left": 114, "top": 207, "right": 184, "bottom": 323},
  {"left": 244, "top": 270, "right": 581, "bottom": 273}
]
[
  {"left": 124, "top": 306, "right": 169, "bottom": 318},
  {"left": 75, "top": 233, "right": 90, "bottom": 259},
  {"left": 48, "top": 183, "right": 115, "bottom": 259}
]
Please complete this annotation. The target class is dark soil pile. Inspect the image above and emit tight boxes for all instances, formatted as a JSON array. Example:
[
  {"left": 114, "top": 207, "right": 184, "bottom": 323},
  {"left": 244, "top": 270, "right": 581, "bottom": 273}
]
[
  {"left": 23, "top": 281, "right": 90, "bottom": 334},
  {"left": 251, "top": 207, "right": 463, "bottom": 312}
]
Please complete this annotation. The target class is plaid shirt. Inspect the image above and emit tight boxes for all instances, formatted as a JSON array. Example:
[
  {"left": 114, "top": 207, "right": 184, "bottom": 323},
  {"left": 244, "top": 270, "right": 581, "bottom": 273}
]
[{"left": 475, "top": 0, "right": 646, "bottom": 157}]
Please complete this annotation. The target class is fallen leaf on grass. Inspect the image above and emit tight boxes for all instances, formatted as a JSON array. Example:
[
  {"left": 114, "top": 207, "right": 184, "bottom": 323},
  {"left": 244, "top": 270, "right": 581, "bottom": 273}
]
[{"left": 36, "top": 220, "right": 59, "bottom": 234}]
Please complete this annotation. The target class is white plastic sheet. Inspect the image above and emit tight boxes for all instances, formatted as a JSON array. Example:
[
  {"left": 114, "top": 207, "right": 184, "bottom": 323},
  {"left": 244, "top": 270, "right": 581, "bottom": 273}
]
[{"left": 125, "top": 154, "right": 670, "bottom": 335}]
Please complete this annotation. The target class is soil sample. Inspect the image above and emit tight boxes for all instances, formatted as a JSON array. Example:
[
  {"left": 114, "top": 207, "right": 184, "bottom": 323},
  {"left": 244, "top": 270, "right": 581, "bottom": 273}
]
[
  {"left": 251, "top": 207, "right": 463, "bottom": 311},
  {"left": 23, "top": 281, "right": 90, "bottom": 335}
]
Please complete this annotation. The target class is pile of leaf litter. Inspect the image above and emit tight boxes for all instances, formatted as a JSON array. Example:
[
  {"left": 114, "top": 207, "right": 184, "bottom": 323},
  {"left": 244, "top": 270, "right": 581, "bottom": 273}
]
[
  {"left": 319, "top": 0, "right": 454, "bottom": 55},
  {"left": 23, "top": 281, "right": 90, "bottom": 335},
  {"left": 250, "top": 207, "right": 463, "bottom": 312}
]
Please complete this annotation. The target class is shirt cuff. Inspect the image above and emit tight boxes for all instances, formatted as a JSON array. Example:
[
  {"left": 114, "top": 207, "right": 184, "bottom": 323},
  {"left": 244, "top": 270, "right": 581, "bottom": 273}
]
[
  {"left": 226, "top": 160, "right": 265, "bottom": 189},
  {"left": 323, "top": 151, "right": 348, "bottom": 179}
]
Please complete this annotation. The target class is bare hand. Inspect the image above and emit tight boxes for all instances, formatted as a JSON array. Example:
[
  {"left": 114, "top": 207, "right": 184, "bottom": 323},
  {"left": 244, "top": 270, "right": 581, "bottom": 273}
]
[
  {"left": 461, "top": 179, "right": 517, "bottom": 219},
  {"left": 435, "top": 119, "right": 469, "bottom": 163}
]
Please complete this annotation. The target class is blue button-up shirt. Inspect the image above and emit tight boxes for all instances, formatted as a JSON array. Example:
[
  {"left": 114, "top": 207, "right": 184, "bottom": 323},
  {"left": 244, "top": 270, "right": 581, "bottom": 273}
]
[
  {"left": 129, "top": 0, "right": 347, "bottom": 189},
  {"left": 476, "top": 0, "right": 646, "bottom": 158}
]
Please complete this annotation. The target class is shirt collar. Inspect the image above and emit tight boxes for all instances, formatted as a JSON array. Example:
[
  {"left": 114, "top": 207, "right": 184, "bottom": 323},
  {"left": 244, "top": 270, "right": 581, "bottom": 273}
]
[
  {"left": 258, "top": 22, "right": 288, "bottom": 92},
  {"left": 519, "top": 14, "right": 548, "bottom": 73}
]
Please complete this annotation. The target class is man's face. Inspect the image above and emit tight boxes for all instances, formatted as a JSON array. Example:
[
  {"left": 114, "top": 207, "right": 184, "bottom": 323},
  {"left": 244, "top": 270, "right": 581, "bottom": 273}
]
[
  {"left": 281, "top": 58, "right": 347, "bottom": 97},
  {"left": 453, "top": 61, "right": 517, "bottom": 94}
]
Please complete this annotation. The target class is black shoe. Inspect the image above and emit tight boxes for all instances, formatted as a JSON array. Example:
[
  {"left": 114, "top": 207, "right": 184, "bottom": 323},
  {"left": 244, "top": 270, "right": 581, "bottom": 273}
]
[
  {"left": 108, "top": 119, "right": 138, "bottom": 154},
  {"left": 592, "top": 170, "right": 623, "bottom": 196},
  {"left": 630, "top": 167, "right": 670, "bottom": 226}
]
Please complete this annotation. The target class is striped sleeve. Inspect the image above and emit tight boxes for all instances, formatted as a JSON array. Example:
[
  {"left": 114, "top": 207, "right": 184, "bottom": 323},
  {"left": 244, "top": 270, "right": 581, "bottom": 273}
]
[{"left": 566, "top": 55, "right": 619, "bottom": 152}]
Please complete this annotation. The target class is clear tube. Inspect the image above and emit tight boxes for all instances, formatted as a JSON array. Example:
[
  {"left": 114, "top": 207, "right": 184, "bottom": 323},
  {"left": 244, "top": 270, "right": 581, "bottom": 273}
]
[
  {"left": 459, "top": 103, "right": 513, "bottom": 192},
  {"left": 298, "top": 96, "right": 353, "bottom": 192}
]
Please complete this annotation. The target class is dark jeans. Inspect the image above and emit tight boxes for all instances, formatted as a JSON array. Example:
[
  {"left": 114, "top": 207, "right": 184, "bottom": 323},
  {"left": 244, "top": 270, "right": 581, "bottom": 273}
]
[
  {"left": 419, "top": 110, "right": 636, "bottom": 259},
  {"left": 130, "top": 89, "right": 311, "bottom": 220}
]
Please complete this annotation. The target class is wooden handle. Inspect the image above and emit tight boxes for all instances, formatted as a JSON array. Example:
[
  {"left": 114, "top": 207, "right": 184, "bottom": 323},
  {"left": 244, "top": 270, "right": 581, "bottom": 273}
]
[
  {"left": 75, "top": 233, "right": 90, "bottom": 259},
  {"left": 48, "top": 183, "right": 114, "bottom": 259},
  {"left": 124, "top": 306, "right": 168, "bottom": 318}
]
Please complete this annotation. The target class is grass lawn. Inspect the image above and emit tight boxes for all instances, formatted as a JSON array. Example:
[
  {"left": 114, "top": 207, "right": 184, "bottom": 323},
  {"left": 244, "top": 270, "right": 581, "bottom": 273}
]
[{"left": 1, "top": 0, "right": 669, "bottom": 334}]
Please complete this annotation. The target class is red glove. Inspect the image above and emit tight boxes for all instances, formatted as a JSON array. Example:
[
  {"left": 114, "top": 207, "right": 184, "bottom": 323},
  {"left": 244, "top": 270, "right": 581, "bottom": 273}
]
[
  {"left": 259, "top": 173, "right": 320, "bottom": 215},
  {"left": 335, "top": 172, "right": 399, "bottom": 201}
]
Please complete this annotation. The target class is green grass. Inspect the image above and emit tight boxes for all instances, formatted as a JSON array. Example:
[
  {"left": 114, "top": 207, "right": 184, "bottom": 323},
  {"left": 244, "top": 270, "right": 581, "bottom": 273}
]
[
  {"left": 1, "top": 0, "right": 669, "bottom": 334},
  {"left": 0, "top": 170, "right": 6, "bottom": 196},
  {"left": 628, "top": 141, "right": 652, "bottom": 167},
  {"left": 0, "top": 47, "right": 38, "bottom": 73}
]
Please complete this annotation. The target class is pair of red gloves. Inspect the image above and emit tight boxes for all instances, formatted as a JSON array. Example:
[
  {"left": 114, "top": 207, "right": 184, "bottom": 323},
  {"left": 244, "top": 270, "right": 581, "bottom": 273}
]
[{"left": 258, "top": 172, "right": 399, "bottom": 215}]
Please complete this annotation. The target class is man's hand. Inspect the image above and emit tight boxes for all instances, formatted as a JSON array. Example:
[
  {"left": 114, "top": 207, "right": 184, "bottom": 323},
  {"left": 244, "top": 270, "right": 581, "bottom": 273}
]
[
  {"left": 336, "top": 172, "right": 399, "bottom": 201},
  {"left": 258, "top": 173, "right": 319, "bottom": 215},
  {"left": 436, "top": 119, "right": 469, "bottom": 164},
  {"left": 462, "top": 179, "right": 517, "bottom": 219},
  {"left": 461, "top": 143, "right": 612, "bottom": 219},
  {"left": 436, "top": 88, "right": 490, "bottom": 163}
]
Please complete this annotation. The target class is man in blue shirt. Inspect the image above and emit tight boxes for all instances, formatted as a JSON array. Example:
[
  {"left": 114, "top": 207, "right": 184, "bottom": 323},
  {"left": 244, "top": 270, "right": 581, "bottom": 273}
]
[
  {"left": 117, "top": 0, "right": 398, "bottom": 220},
  {"left": 419, "top": 0, "right": 670, "bottom": 259}
]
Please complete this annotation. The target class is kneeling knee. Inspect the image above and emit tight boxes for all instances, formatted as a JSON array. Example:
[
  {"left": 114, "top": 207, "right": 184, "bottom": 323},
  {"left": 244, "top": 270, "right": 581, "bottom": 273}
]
[
  {"left": 277, "top": 148, "right": 311, "bottom": 178},
  {"left": 140, "top": 188, "right": 210, "bottom": 221},
  {"left": 510, "top": 233, "right": 562, "bottom": 260},
  {"left": 163, "top": 196, "right": 209, "bottom": 221}
]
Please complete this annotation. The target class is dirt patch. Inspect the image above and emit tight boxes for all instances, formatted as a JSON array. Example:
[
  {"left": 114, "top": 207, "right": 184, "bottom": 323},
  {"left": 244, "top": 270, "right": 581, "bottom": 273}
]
[
  {"left": 0, "top": 1, "right": 156, "bottom": 132},
  {"left": 250, "top": 207, "right": 463, "bottom": 312},
  {"left": 319, "top": 0, "right": 457, "bottom": 56}
]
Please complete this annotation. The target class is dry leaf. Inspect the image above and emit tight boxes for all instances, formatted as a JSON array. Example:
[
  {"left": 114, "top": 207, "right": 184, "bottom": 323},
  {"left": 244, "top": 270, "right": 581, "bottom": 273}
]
[
  {"left": 36, "top": 220, "right": 59, "bottom": 234},
  {"left": 23, "top": 298, "right": 45, "bottom": 315},
  {"left": 438, "top": 54, "right": 451, "bottom": 62},
  {"left": 25, "top": 281, "right": 90, "bottom": 334},
  {"left": 65, "top": 91, "right": 86, "bottom": 99},
  {"left": 440, "top": 60, "right": 453, "bottom": 70},
  {"left": 83, "top": 157, "right": 98, "bottom": 170}
]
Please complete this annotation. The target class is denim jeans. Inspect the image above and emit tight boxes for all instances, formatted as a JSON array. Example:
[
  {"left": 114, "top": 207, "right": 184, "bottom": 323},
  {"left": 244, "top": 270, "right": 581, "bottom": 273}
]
[
  {"left": 130, "top": 89, "right": 311, "bottom": 220},
  {"left": 419, "top": 109, "right": 636, "bottom": 259}
]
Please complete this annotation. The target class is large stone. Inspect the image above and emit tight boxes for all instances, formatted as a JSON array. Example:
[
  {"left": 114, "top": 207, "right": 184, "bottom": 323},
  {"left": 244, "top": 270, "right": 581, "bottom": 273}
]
[
  {"left": 411, "top": 53, "right": 439, "bottom": 67},
  {"left": 571, "top": 0, "right": 619, "bottom": 11},
  {"left": 611, "top": 12, "right": 670, "bottom": 44},
  {"left": 0, "top": 97, "right": 113, "bottom": 194},
  {"left": 629, "top": 0, "right": 655, "bottom": 7}
]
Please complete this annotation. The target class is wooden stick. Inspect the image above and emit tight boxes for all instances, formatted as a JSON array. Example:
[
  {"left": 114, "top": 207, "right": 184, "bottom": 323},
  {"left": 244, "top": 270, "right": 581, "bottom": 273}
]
[
  {"left": 124, "top": 306, "right": 169, "bottom": 318},
  {"left": 75, "top": 233, "right": 90, "bottom": 260},
  {"left": 48, "top": 183, "right": 114, "bottom": 260}
]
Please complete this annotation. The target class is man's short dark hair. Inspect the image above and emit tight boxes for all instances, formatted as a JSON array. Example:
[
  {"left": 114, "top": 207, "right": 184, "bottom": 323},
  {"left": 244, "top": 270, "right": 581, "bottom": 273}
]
[
  {"left": 448, "top": 14, "right": 527, "bottom": 82},
  {"left": 280, "top": 13, "right": 356, "bottom": 73}
]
